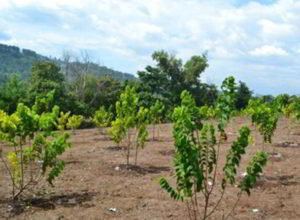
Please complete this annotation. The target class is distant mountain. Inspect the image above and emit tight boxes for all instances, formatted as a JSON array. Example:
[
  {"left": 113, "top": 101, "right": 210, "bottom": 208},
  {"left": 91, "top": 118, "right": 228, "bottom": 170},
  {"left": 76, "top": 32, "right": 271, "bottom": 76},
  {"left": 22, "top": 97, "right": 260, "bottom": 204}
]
[{"left": 0, "top": 43, "right": 136, "bottom": 82}]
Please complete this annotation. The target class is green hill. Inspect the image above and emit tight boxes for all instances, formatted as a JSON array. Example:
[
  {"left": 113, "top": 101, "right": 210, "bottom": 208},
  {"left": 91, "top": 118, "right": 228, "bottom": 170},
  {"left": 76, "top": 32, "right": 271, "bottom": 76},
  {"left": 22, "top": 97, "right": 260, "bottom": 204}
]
[{"left": 0, "top": 43, "right": 135, "bottom": 82}]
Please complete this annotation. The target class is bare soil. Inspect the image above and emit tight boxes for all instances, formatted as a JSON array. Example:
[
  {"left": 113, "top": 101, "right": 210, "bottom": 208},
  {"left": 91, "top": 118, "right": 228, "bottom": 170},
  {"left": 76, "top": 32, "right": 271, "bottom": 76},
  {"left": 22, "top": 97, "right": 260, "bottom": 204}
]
[{"left": 1, "top": 117, "right": 300, "bottom": 219}]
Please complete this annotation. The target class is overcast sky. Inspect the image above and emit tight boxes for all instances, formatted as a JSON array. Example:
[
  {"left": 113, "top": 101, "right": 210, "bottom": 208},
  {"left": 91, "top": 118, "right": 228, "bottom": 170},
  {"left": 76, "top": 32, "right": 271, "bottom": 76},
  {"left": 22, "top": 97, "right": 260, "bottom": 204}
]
[{"left": 0, "top": 0, "right": 299, "bottom": 95}]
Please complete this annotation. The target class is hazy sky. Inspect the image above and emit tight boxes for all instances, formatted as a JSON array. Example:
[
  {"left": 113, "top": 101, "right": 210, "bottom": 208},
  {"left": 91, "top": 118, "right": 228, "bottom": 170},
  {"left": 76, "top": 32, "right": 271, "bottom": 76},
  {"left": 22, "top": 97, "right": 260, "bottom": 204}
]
[{"left": 0, "top": 0, "right": 299, "bottom": 95}]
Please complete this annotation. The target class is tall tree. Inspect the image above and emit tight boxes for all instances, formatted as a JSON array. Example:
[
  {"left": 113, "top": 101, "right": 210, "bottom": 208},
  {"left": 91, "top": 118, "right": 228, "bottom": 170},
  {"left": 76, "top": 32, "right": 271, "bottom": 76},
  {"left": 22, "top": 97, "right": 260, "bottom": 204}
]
[
  {"left": 0, "top": 74, "right": 27, "bottom": 114},
  {"left": 28, "top": 61, "right": 66, "bottom": 108},
  {"left": 236, "top": 81, "right": 253, "bottom": 110},
  {"left": 138, "top": 50, "right": 209, "bottom": 108}
]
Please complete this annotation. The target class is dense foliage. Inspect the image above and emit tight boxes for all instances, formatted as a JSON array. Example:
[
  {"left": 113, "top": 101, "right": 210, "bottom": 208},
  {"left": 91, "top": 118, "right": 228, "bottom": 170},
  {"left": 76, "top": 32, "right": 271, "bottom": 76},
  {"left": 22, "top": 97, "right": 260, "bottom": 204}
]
[
  {"left": 137, "top": 50, "right": 217, "bottom": 110},
  {"left": 0, "top": 50, "right": 237, "bottom": 126},
  {"left": 160, "top": 88, "right": 268, "bottom": 220},
  {"left": 0, "top": 98, "right": 71, "bottom": 200}
]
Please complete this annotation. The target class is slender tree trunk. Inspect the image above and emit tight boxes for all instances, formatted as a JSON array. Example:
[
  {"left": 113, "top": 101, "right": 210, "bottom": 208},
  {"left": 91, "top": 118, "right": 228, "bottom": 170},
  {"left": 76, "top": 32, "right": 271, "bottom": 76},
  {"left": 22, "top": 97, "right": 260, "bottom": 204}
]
[
  {"left": 19, "top": 139, "right": 24, "bottom": 190},
  {"left": 135, "top": 146, "right": 138, "bottom": 165},
  {"left": 153, "top": 124, "right": 155, "bottom": 141},
  {"left": 126, "top": 133, "right": 131, "bottom": 167}
]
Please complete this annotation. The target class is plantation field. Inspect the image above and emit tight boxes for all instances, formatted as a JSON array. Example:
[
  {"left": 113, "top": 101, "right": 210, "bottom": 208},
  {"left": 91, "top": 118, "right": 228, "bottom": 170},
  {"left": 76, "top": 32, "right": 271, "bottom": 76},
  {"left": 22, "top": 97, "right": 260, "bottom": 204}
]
[{"left": 1, "top": 116, "right": 300, "bottom": 220}]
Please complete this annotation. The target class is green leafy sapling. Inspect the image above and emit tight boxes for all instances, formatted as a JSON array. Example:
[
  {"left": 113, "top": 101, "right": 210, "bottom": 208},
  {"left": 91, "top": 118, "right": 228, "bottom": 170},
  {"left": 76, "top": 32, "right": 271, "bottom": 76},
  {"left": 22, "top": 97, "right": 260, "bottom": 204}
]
[
  {"left": 216, "top": 76, "right": 237, "bottom": 141},
  {"left": 39, "top": 105, "right": 60, "bottom": 132},
  {"left": 57, "top": 111, "right": 71, "bottom": 131},
  {"left": 108, "top": 85, "right": 139, "bottom": 166},
  {"left": 134, "top": 107, "right": 149, "bottom": 165},
  {"left": 246, "top": 100, "right": 278, "bottom": 150},
  {"left": 67, "top": 114, "right": 83, "bottom": 133},
  {"left": 199, "top": 105, "right": 217, "bottom": 120},
  {"left": 0, "top": 103, "right": 71, "bottom": 200},
  {"left": 160, "top": 85, "right": 268, "bottom": 220},
  {"left": 109, "top": 118, "right": 126, "bottom": 147},
  {"left": 149, "top": 100, "right": 165, "bottom": 141},
  {"left": 282, "top": 98, "right": 300, "bottom": 132},
  {"left": 93, "top": 106, "right": 113, "bottom": 134},
  {"left": 252, "top": 105, "right": 278, "bottom": 144}
]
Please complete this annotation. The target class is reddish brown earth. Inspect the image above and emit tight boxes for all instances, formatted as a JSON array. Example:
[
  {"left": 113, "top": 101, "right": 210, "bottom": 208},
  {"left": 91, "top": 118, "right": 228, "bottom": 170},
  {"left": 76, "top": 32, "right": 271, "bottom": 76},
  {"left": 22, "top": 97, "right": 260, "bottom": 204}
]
[{"left": 1, "top": 116, "right": 300, "bottom": 219}]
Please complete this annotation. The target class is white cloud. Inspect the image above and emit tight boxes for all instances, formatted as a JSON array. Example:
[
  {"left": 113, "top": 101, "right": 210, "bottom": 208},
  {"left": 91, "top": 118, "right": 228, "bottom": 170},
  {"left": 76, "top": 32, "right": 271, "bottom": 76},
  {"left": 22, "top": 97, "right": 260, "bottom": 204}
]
[
  {"left": 0, "top": 0, "right": 11, "bottom": 9},
  {"left": 249, "top": 45, "right": 288, "bottom": 56},
  {"left": 259, "top": 19, "right": 294, "bottom": 37},
  {"left": 1, "top": 0, "right": 300, "bottom": 94}
]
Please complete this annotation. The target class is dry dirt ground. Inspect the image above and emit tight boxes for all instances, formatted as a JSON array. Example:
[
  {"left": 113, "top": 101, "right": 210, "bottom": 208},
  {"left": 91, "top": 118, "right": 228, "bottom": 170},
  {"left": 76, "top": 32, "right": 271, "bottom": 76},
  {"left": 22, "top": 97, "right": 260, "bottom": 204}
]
[{"left": 1, "top": 117, "right": 300, "bottom": 220}]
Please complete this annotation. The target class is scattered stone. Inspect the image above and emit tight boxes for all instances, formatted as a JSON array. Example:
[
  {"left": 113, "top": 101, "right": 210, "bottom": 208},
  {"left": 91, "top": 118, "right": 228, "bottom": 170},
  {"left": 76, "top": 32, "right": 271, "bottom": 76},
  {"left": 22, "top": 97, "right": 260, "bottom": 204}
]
[
  {"left": 36, "top": 160, "right": 44, "bottom": 168},
  {"left": 115, "top": 166, "right": 120, "bottom": 171},
  {"left": 108, "top": 208, "right": 117, "bottom": 212},
  {"left": 7, "top": 205, "right": 13, "bottom": 212},
  {"left": 241, "top": 172, "right": 247, "bottom": 177},
  {"left": 290, "top": 143, "right": 299, "bottom": 147},
  {"left": 251, "top": 208, "right": 265, "bottom": 218}
]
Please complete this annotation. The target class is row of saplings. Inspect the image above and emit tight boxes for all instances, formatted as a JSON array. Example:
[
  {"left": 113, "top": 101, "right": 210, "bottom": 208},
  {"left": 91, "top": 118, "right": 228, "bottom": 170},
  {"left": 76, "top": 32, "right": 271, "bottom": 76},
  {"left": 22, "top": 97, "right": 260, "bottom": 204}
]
[{"left": 0, "top": 76, "right": 283, "bottom": 219}]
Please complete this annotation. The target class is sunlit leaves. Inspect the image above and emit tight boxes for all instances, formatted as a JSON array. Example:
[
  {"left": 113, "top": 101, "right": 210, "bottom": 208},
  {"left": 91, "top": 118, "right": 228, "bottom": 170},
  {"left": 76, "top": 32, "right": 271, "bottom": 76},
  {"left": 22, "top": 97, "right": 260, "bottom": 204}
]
[
  {"left": 160, "top": 80, "right": 268, "bottom": 219},
  {"left": 246, "top": 100, "right": 278, "bottom": 143},
  {"left": 239, "top": 152, "right": 268, "bottom": 195},
  {"left": 0, "top": 97, "right": 71, "bottom": 199},
  {"left": 67, "top": 114, "right": 83, "bottom": 132},
  {"left": 222, "top": 126, "right": 250, "bottom": 188},
  {"left": 93, "top": 106, "right": 113, "bottom": 131}
]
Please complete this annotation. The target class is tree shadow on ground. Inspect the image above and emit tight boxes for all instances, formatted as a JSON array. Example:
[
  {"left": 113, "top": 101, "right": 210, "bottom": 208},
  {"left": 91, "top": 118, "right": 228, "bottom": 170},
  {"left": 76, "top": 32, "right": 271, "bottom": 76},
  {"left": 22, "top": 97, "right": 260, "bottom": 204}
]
[
  {"left": 65, "top": 160, "right": 85, "bottom": 165},
  {"left": 0, "top": 192, "right": 96, "bottom": 217},
  {"left": 159, "top": 149, "right": 175, "bottom": 156},
  {"left": 255, "top": 175, "right": 299, "bottom": 189},
  {"left": 105, "top": 146, "right": 127, "bottom": 151},
  {"left": 117, "top": 164, "right": 170, "bottom": 175},
  {"left": 94, "top": 136, "right": 112, "bottom": 141},
  {"left": 146, "top": 137, "right": 172, "bottom": 142}
]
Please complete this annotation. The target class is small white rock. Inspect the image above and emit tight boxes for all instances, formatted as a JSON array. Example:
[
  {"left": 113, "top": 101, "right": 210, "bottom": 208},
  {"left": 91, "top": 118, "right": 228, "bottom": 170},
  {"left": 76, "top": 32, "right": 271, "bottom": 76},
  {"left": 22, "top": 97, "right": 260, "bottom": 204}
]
[
  {"left": 108, "top": 208, "right": 117, "bottom": 212},
  {"left": 290, "top": 143, "right": 298, "bottom": 147},
  {"left": 208, "top": 181, "right": 213, "bottom": 186},
  {"left": 115, "top": 166, "right": 120, "bottom": 171},
  {"left": 274, "top": 153, "right": 282, "bottom": 158},
  {"left": 252, "top": 208, "right": 260, "bottom": 213},
  {"left": 7, "top": 205, "right": 13, "bottom": 212},
  {"left": 241, "top": 172, "right": 247, "bottom": 177}
]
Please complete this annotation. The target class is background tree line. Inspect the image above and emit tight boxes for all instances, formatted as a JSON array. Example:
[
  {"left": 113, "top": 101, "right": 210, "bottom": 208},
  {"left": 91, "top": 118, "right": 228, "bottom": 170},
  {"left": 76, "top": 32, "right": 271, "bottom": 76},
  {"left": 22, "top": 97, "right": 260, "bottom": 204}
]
[{"left": 0, "top": 48, "right": 263, "bottom": 124}]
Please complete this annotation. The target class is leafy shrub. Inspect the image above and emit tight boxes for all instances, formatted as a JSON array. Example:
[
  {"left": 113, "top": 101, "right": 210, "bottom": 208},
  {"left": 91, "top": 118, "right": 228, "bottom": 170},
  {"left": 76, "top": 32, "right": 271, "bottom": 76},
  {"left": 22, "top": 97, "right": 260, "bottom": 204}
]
[
  {"left": 93, "top": 106, "right": 113, "bottom": 134},
  {"left": 67, "top": 115, "right": 83, "bottom": 133},
  {"left": 0, "top": 104, "right": 71, "bottom": 200},
  {"left": 149, "top": 100, "right": 164, "bottom": 141},
  {"left": 134, "top": 106, "right": 149, "bottom": 164},
  {"left": 245, "top": 99, "right": 278, "bottom": 145},
  {"left": 57, "top": 111, "right": 71, "bottom": 131},
  {"left": 109, "top": 86, "right": 139, "bottom": 166},
  {"left": 160, "top": 85, "right": 268, "bottom": 220}
]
